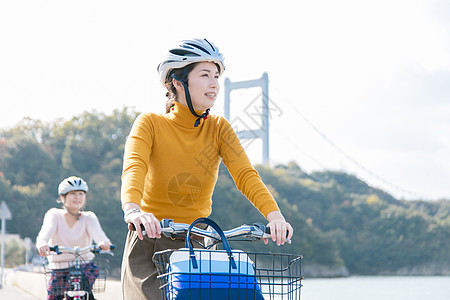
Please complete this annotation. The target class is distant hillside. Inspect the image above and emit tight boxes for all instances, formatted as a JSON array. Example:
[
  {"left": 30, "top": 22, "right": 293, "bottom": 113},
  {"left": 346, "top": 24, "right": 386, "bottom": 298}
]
[
  {"left": 255, "top": 163, "right": 450, "bottom": 275},
  {"left": 1, "top": 111, "right": 450, "bottom": 277}
]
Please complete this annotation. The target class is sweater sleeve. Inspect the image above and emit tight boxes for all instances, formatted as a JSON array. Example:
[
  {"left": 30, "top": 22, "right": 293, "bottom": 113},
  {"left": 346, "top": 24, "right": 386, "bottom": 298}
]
[
  {"left": 36, "top": 208, "right": 58, "bottom": 249},
  {"left": 85, "top": 212, "right": 111, "bottom": 245},
  {"left": 121, "top": 113, "right": 155, "bottom": 208},
  {"left": 217, "top": 118, "right": 280, "bottom": 217}
]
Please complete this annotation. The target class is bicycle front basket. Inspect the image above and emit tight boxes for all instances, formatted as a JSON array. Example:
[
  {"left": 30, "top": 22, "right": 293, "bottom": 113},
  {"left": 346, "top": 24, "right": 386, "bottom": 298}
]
[
  {"left": 43, "top": 257, "right": 110, "bottom": 296},
  {"left": 90, "top": 256, "right": 110, "bottom": 293},
  {"left": 249, "top": 252, "right": 303, "bottom": 300},
  {"left": 154, "top": 248, "right": 266, "bottom": 300}
]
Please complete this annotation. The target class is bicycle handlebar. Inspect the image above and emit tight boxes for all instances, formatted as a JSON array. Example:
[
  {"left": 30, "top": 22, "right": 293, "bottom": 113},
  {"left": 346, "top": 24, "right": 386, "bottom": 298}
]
[
  {"left": 49, "top": 244, "right": 116, "bottom": 256},
  {"left": 130, "top": 219, "right": 291, "bottom": 244}
]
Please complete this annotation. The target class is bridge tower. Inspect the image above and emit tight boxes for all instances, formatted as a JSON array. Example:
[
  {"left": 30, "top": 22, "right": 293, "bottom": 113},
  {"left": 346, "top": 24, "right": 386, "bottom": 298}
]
[{"left": 224, "top": 72, "right": 269, "bottom": 166}]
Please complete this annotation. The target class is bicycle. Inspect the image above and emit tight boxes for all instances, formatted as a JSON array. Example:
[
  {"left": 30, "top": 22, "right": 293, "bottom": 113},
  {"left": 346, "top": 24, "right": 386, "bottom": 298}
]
[
  {"left": 43, "top": 244, "right": 115, "bottom": 300},
  {"left": 146, "top": 218, "right": 303, "bottom": 300}
]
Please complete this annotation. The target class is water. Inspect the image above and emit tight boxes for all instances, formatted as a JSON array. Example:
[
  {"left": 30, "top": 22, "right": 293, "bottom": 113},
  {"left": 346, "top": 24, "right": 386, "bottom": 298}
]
[{"left": 301, "top": 276, "right": 450, "bottom": 300}]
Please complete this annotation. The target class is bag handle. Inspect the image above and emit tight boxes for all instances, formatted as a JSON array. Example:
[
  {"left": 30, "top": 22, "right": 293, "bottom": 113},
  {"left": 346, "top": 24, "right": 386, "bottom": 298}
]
[{"left": 185, "top": 217, "right": 237, "bottom": 270}]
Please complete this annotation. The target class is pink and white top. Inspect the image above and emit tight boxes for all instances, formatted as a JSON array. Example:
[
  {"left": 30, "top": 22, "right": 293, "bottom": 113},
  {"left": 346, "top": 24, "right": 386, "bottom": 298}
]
[{"left": 36, "top": 208, "right": 111, "bottom": 269}]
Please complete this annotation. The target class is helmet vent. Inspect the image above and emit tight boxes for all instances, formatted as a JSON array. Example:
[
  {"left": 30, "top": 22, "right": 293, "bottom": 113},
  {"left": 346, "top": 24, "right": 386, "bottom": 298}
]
[
  {"left": 185, "top": 42, "right": 211, "bottom": 55},
  {"left": 204, "top": 39, "right": 215, "bottom": 52},
  {"left": 170, "top": 49, "right": 200, "bottom": 57}
]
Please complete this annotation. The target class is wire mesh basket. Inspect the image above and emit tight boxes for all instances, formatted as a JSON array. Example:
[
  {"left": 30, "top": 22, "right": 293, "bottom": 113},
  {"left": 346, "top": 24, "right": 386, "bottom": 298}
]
[
  {"left": 153, "top": 249, "right": 303, "bottom": 300},
  {"left": 43, "top": 256, "right": 110, "bottom": 297}
]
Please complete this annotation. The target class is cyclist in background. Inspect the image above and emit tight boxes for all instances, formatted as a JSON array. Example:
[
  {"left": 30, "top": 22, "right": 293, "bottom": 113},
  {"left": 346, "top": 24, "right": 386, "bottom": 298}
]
[
  {"left": 36, "top": 176, "right": 111, "bottom": 300},
  {"left": 120, "top": 38, "right": 293, "bottom": 300}
]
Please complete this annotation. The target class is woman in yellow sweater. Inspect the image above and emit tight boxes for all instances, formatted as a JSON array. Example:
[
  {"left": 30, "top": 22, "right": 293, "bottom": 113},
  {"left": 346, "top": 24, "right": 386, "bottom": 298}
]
[{"left": 121, "top": 38, "right": 293, "bottom": 299}]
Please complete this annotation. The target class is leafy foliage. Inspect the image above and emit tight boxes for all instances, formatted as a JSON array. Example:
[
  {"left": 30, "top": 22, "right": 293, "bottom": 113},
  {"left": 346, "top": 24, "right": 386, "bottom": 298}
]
[
  {"left": 0, "top": 238, "right": 26, "bottom": 267},
  {"left": 0, "top": 107, "right": 139, "bottom": 271},
  {"left": 256, "top": 164, "right": 450, "bottom": 274},
  {"left": 1, "top": 109, "right": 450, "bottom": 275}
]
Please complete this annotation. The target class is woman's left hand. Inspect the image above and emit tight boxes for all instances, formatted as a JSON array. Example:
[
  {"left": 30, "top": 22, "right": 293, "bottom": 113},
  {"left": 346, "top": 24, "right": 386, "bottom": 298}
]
[
  {"left": 98, "top": 241, "right": 111, "bottom": 251},
  {"left": 265, "top": 211, "right": 293, "bottom": 246}
]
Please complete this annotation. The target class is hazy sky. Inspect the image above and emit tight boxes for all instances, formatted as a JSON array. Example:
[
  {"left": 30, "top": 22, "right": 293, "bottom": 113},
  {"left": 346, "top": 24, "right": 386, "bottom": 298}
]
[{"left": 1, "top": 0, "right": 449, "bottom": 200}]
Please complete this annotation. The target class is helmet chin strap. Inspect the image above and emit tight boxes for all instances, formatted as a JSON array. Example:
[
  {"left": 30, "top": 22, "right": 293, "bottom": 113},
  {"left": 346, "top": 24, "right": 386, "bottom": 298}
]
[
  {"left": 62, "top": 197, "right": 82, "bottom": 220},
  {"left": 171, "top": 73, "right": 210, "bottom": 127},
  {"left": 64, "top": 205, "right": 81, "bottom": 220}
]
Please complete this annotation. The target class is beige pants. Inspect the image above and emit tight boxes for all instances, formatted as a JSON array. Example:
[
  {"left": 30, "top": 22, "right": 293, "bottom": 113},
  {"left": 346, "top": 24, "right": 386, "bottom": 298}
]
[{"left": 121, "top": 230, "right": 205, "bottom": 300}]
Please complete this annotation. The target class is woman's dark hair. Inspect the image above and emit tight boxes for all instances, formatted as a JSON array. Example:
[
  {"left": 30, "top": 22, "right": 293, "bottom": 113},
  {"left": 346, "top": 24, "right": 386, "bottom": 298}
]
[{"left": 164, "top": 63, "right": 198, "bottom": 113}]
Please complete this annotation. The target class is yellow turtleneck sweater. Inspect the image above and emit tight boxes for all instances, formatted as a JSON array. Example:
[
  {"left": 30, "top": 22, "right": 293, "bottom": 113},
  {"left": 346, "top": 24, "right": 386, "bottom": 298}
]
[{"left": 121, "top": 102, "right": 279, "bottom": 224}]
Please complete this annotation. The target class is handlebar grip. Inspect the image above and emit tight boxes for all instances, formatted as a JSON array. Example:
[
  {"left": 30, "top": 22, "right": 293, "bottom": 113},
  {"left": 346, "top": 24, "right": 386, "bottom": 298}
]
[
  {"left": 92, "top": 244, "right": 116, "bottom": 253},
  {"left": 253, "top": 222, "right": 290, "bottom": 237},
  {"left": 49, "top": 245, "right": 61, "bottom": 255},
  {"left": 129, "top": 219, "right": 173, "bottom": 231}
]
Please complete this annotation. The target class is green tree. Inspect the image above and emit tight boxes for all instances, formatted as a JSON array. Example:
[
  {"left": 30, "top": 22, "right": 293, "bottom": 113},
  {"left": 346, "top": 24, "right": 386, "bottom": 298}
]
[
  {"left": 2, "top": 111, "right": 450, "bottom": 276},
  {"left": 1, "top": 238, "right": 26, "bottom": 268}
]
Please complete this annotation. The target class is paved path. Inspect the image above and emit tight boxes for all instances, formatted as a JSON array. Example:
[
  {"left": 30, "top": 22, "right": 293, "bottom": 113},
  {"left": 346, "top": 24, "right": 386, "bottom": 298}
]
[
  {"left": 0, "top": 284, "right": 39, "bottom": 299},
  {"left": 3, "top": 268, "right": 122, "bottom": 300}
]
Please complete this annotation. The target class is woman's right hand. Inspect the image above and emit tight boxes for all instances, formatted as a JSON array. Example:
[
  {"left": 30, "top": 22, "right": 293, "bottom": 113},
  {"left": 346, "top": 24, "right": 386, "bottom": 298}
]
[
  {"left": 38, "top": 245, "right": 51, "bottom": 257},
  {"left": 124, "top": 209, "right": 161, "bottom": 240}
]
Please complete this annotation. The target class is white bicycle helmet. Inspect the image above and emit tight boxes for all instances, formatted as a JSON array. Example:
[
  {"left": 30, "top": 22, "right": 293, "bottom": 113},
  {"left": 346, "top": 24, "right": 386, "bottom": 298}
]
[
  {"left": 157, "top": 38, "right": 225, "bottom": 85},
  {"left": 58, "top": 176, "right": 88, "bottom": 195}
]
